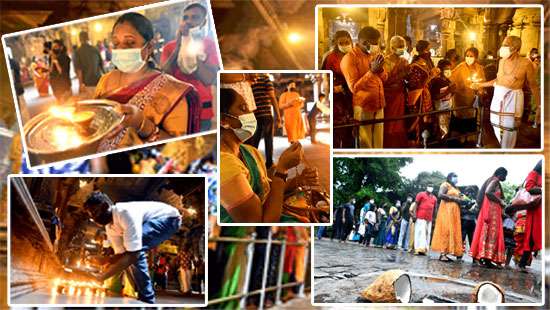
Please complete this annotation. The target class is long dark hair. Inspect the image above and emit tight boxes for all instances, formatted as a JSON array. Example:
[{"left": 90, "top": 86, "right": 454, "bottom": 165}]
[{"left": 113, "top": 12, "right": 156, "bottom": 69}]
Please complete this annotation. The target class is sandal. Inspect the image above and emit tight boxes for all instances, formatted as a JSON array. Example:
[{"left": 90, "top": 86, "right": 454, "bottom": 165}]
[{"left": 439, "top": 254, "right": 453, "bottom": 262}]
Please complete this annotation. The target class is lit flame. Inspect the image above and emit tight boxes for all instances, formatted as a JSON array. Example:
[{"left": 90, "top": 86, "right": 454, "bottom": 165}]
[
  {"left": 52, "top": 126, "right": 83, "bottom": 149},
  {"left": 49, "top": 106, "right": 76, "bottom": 121}
]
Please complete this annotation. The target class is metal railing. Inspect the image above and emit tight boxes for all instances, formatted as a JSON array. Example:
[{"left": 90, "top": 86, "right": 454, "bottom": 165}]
[
  {"left": 207, "top": 230, "right": 310, "bottom": 309},
  {"left": 333, "top": 104, "right": 484, "bottom": 148}
]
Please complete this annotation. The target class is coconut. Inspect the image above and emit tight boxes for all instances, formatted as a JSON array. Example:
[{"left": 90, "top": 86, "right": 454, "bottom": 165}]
[
  {"left": 361, "top": 270, "right": 411, "bottom": 303},
  {"left": 472, "top": 281, "right": 505, "bottom": 303}
]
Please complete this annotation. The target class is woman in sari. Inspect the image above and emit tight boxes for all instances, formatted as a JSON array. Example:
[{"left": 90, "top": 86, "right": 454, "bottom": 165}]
[
  {"left": 279, "top": 80, "right": 306, "bottom": 143},
  {"left": 321, "top": 30, "right": 354, "bottom": 148},
  {"left": 385, "top": 206, "right": 401, "bottom": 249},
  {"left": 431, "top": 172, "right": 469, "bottom": 261},
  {"left": 95, "top": 12, "right": 201, "bottom": 152},
  {"left": 516, "top": 160, "right": 542, "bottom": 272},
  {"left": 383, "top": 36, "right": 408, "bottom": 148},
  {"left": 470, "top": 167, "right": 508, "bottom": 268},
  {"left": 449, "top": 47, "right": 485, "bottom": 142},
  {"left": 31, "top": 57, "right": 50, "bottom": 97},
  {"left": 219, "top": 82, "right": 318, "bottom": 223},
  {"left": 406, "top": 40, "right": 439, "bottom": 145}
]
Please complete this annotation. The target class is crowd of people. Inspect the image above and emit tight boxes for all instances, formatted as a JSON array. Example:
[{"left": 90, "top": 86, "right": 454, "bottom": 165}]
[
  {"left": 219, "top": 73, "right": 329, "bottom": 223},
  {"left": 7, "top": 2, "right": 219, "bottom": 148},
  {"left": 322, "top": 160, "right": 542, "bottom": 272},
  {"left": 323, "top": 27, "right": 540, "bottom": 149}
]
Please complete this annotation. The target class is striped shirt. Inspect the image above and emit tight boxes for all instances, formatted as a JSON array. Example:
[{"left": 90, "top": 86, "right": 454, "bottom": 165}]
[{"left": 252, "top": 74, "right": 275, "bottom": 118}]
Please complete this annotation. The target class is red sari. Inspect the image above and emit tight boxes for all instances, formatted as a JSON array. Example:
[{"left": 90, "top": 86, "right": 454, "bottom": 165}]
[
  {"left": 470, "top": 177, "right": 506, "bottom": 264},
  {"left": 521, "top": 171, "right": 542, "bottom": 252},
  {"left": 383, "top": 55, "right": 408, "bottom": 148}
]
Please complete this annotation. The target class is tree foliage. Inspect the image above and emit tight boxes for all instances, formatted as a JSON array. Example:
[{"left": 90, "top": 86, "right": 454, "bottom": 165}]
[{"left": 333, "top": 157, "right": 412, "bottom": 207}]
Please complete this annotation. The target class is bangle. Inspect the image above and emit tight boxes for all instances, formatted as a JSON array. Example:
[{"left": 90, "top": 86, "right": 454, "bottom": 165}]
[{"left": 137, "top": 116, "right": 147, "bottom": 133}]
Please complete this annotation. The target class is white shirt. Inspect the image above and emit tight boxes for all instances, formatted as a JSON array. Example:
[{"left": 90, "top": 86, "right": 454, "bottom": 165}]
[
  {"left": 366, "top": 210, "right": 377, "bottom": 225},
  {"left": 105, "top": 201, "right": 180, "bottom": 254}
]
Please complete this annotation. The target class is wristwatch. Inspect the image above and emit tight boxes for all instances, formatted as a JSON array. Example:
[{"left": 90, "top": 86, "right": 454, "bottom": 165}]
[{"left": 273, "top": 170, "right": 288, "bottom": 181}]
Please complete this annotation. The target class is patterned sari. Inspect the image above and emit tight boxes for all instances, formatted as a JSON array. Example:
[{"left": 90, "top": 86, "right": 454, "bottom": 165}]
[
  {"left": 470, "top": 176, "right": 506, "bottom": 264},
  {"left": 220, "top": 145, "right": 299, "bottom": 223},
  {"left": 95, "top": 71, "right": 200, "bottom": 151}
]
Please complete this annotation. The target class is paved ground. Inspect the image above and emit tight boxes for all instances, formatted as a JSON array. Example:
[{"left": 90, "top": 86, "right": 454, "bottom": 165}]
[
  {"left": 313, "top": 239, "right": 543, "bottom": 304},
  {"left": 10, "top": 288, "right": 204, "bottom": 305}
]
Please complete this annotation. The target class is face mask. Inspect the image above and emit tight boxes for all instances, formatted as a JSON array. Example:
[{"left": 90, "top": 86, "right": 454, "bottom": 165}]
[
  {"left": 499, "top": 46, "right": 511, "bottom": 59},
  {"left": 465, "top": 56, "right": 475, "bottom": 66},
  {"left": 369, "top": 199, "right": 374, "bottom": 204},
  {"left": 407, "top": 197, "right": 413, "bottom": 202},
  {"left": 358, "top": 42, "right": 369, "bottom": 54},
  {"left": 394, "top": 48, "right": 405, "bottom": 56},
  {"left": 426, "top": 187, "right": 433, "bottom": 193},
  {"left": 487, "top": 55, "right": 494, "bottom": 60},
  {"left": 188, "top": 24, "right": 207, "bottom": 40},
  {"left": 338, "top": 44, "right": 352, "bottom": 54},
  {"left": 444, "top": 70, "right": 452, "bottom": 78},
  {"left": 223, "top": 112, "right": 257, "bottom": 142},
  {"left": 289, "top": 87, "right": 297, "bottom": 92},
  {"left": 451, "top": 177, "right": 458, "bottom": 184},
  {"left": 112, "top": 46, "right": 147, "bottom": 73}
]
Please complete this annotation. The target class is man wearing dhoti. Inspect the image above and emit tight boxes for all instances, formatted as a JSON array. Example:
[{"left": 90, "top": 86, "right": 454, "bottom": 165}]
[{"left": 472, "top": 36, "right": 540, "bottom": 148}]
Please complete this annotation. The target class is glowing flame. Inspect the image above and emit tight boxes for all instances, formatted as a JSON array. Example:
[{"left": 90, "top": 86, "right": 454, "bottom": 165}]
[
  {"left": 52, "top": 126, "right": 83, "bottom": 149},
  {"left": 49, "top": 106, "right": 76, "bottom": 121}
]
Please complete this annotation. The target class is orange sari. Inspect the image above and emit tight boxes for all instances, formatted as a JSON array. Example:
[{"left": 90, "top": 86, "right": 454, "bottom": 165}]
[
  {"left": 431, "top": 182, "right": 463, "bottom": 256},
  {"left": 279, "top": 91, "right": 305, "bottom": 142}
]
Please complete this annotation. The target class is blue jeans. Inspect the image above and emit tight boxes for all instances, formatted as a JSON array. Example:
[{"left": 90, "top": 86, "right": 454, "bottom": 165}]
[
  {"left": 126, "top": 216, "right": 181, "bottom": 304},
  {"left": 317, "top": 226, "right": 326, "bottom": 239}
]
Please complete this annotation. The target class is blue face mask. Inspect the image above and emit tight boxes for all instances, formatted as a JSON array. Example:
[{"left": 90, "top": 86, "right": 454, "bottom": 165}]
[{"left": 111, "top": 45, "right": 147, "bottom": 73}]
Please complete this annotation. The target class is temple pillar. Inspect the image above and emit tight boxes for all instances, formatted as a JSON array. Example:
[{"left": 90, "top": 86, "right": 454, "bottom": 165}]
[{"left": 440, "top": 8, "right": 456, "bottom": 57}]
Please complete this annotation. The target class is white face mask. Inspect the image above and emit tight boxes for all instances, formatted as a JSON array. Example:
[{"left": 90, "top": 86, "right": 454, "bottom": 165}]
[
  {"left": 407, "top": 197, "right": 413, "bottom": 202},
  {"left": 499, "top": 46, "right": 511, "bottom": 59},
  {"left": 338, "top": 44, "right": 352, "bottom": 54},
  {"left": 223, "top": 113, "right": 257, "bottom": 142},
  {"left": 451, "top": 177, "right": 458, "bottom": 184},
  {"left": 465, "top": 56, "right": 475, "bottom": 66},
  {"left": 487, "top": 55, "right": 493, "bottom": 60},
  {"left": 426, "top": 187, "right": 433, "bottom": 193},
  {"left": 444, "top": 69, "right": 452, "bottom": 78},
  {"left": 394, "top": 48, "right": 405, "bottom": 56},
  {"left": 369, "top": 199, "right": 375, "bottom": 204},
  {"left": 112, "top": 46, "right": 147, "bottom": 73},
  {"left": 188, "top": 24, "right": 207, "bottom": 40}
]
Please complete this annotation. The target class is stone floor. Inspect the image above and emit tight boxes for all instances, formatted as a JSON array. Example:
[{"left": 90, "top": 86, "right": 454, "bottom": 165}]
[{"left": 313, "top": 238, "right": 543, "bottom": 304}]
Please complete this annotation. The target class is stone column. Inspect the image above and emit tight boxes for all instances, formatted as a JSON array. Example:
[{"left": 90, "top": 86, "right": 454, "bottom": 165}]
[
  {"left": 440, "top": 8, "right": 456, "bottom": 57},
  {"left": 482, "top": 8, "right": 498, "bottom": 57}
]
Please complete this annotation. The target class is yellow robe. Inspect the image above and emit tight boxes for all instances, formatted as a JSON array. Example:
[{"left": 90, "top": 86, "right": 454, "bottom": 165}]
[{"left": 279, "top": 91, "right": 305, "bottom": 142}]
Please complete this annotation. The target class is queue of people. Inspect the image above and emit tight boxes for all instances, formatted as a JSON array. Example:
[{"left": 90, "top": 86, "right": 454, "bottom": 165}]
[
  {"left": 324, "top": 160, "right": 542, "bottom": 272},
  {"left": 323, "top": 27, "right": 540, "bottom": 149}
]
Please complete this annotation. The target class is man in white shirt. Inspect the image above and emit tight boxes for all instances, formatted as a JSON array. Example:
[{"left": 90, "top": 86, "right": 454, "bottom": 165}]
[{"left": 83, "top": 192, "right": 182, "bottom": 304}]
